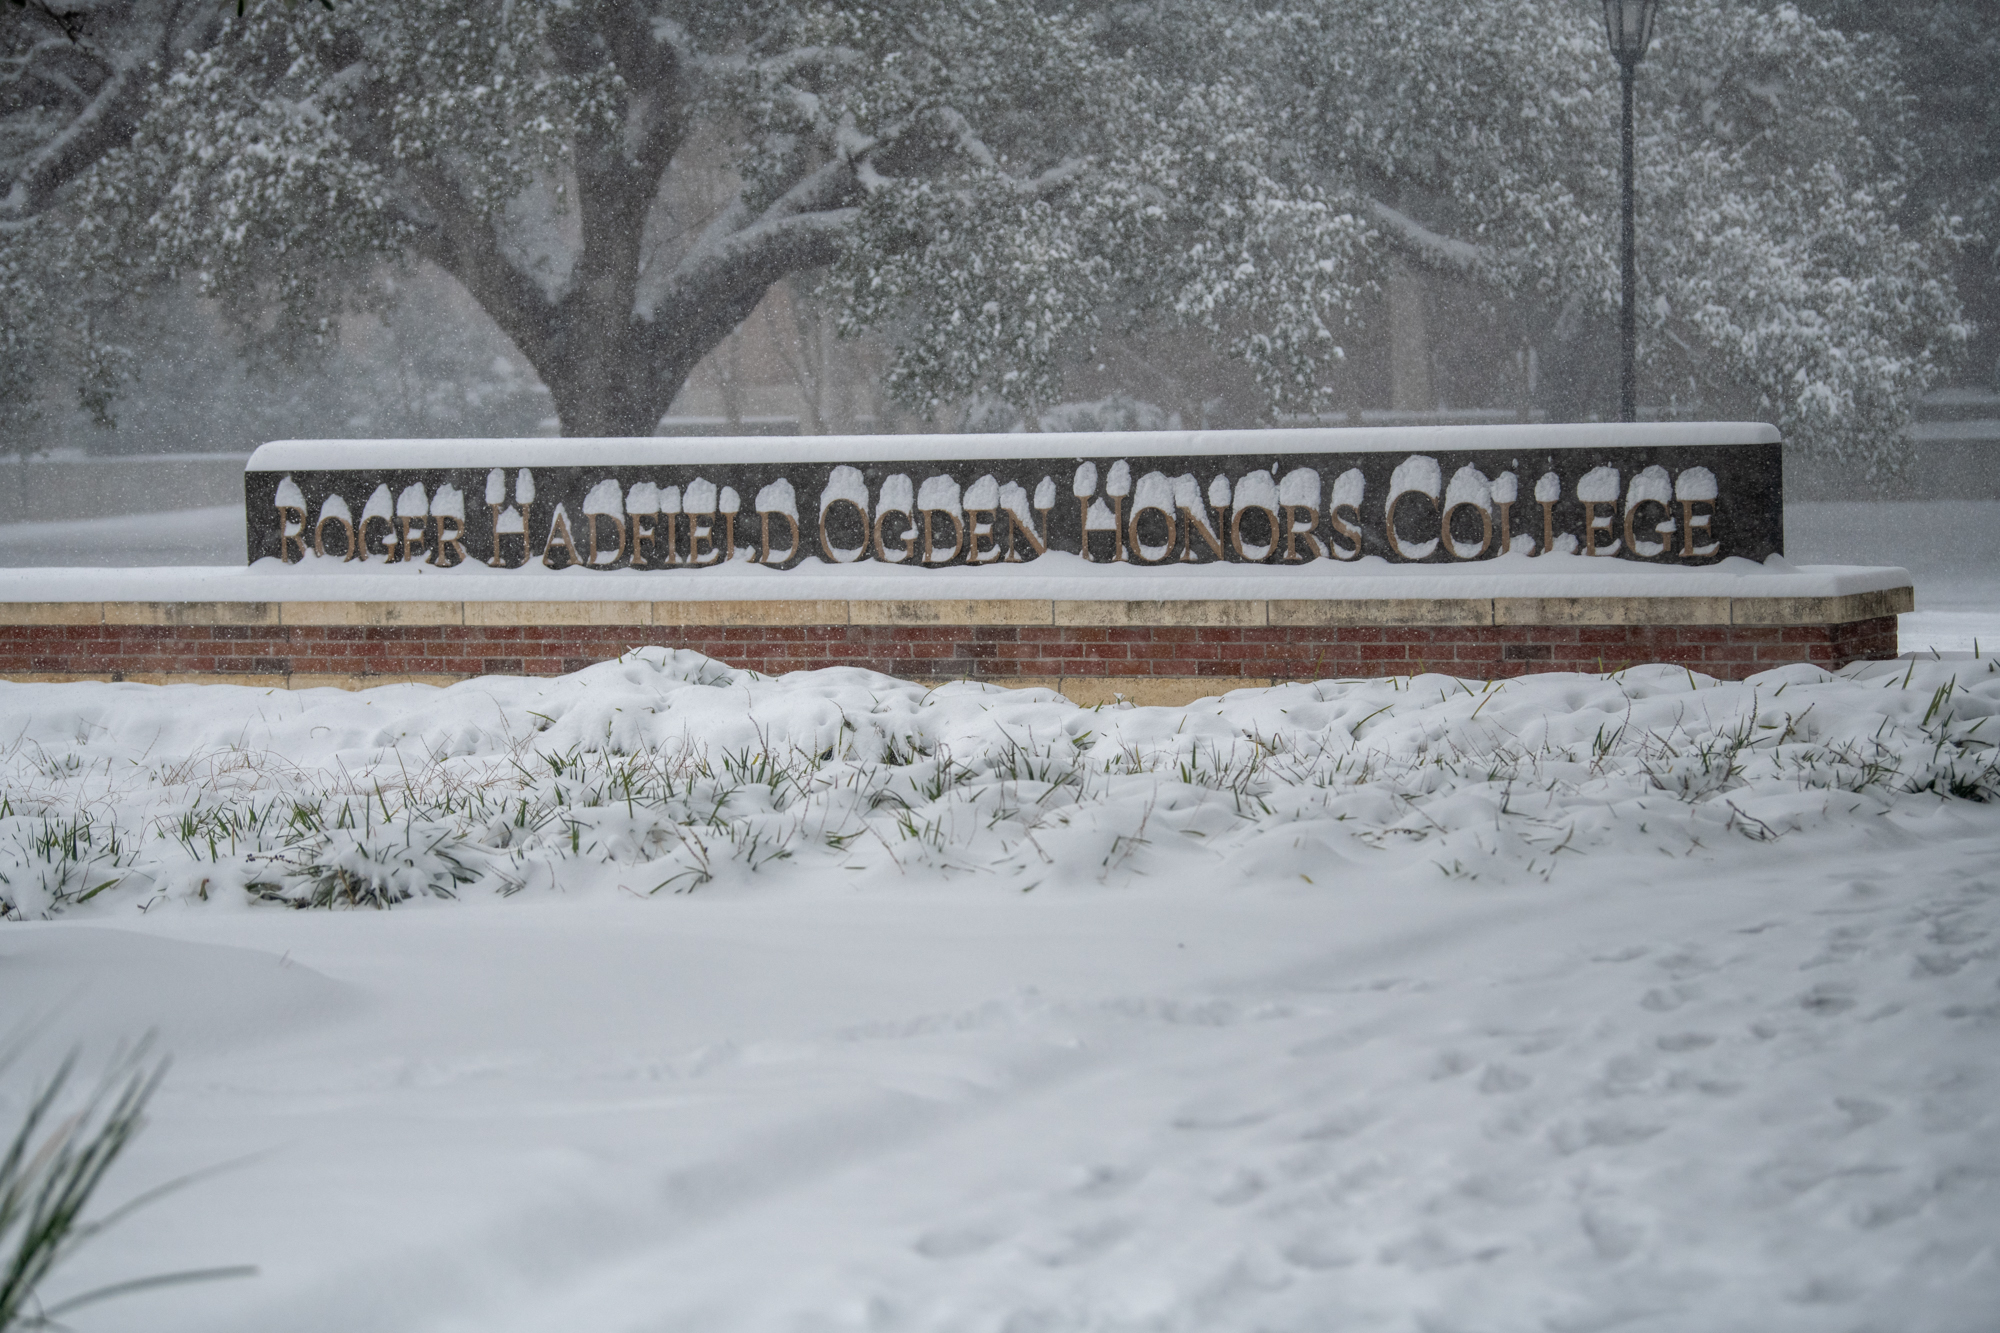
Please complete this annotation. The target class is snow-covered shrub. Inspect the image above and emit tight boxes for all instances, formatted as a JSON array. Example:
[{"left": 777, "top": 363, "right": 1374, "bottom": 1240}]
[
  {"left": 1, "top": 648, "right": 1997, "bottom": 917},
  {"left": 256, "top": 820, "right": 484, "bottom": 910},
  {"left": 0, "top": 811, "right": 130, "bottom": 920}
]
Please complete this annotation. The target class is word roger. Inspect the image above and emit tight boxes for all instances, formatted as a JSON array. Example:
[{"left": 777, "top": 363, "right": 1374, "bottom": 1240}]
[{"left": 270, "top": 457, "right": 1726, "bottom": 568}]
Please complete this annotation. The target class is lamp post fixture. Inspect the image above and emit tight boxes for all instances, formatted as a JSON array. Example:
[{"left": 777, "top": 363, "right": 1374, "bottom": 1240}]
[{"left": 1603, "top": 0, "right": 1659, "bottom": 424}]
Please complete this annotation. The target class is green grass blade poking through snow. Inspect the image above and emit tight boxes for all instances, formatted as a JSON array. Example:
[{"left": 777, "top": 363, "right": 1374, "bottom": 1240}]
[{"left": 0, "top": 1040, "right": 255, "bottom": 1330}]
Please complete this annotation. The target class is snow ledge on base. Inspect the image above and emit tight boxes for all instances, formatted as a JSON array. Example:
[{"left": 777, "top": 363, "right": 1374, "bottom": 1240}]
[{"left": 0, "top": 554, "right": 1913, "bottom": 605}]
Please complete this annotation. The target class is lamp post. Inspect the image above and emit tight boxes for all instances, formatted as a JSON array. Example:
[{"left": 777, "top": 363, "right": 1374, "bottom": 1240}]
[{"left": 1603, "top": 0, "right": 1659, "bottom": 424}]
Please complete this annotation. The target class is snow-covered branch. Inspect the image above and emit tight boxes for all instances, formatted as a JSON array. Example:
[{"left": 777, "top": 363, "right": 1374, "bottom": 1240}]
[
  {"left": 1363, "top": 199, "right": 1487, "bottom": 275},
  {"left": 0, "top": 46, "right": 146, "bottom": 217},
  {"left": 658, "top": 206, "right": 858, "bottom": 321},
  {"left": 1015, "top": 156, "right": 1086, "bottom": 197}
]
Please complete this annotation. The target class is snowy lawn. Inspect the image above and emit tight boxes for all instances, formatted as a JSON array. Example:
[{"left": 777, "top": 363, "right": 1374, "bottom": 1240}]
[
  {"left": 1, "top": 652, "right": 1997, "bottom": 1332},
  {"left": 0, "top": 505, "right": 244, "bottom": 567}
]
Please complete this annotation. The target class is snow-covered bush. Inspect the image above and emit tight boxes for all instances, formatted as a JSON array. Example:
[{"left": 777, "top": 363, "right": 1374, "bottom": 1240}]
[
  {"left": 255, "top": 819, "right": 484, "bottom": 909},
  {"left": 0, "top": 648, "right": 1995, "bottom": 919}
]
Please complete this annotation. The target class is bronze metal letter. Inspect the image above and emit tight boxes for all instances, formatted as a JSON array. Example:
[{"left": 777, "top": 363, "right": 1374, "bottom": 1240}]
[
  {"left": 1582, "top": 501, "right": 1619, "bottom": 557},
  {"left": 819, "top": 498, "right": 868, "bottom": 563},
  {"left": 315, "top": 514, "right": 356, "bottom": 562},
  {"left": 1126, "top": 502, "right": 1179, "bottom": 566},
  {"left": 687, "top": 514, "right": 721, "bottom": 566},
  {"left": 873, "top": 507, "right": 915, "bottom": 563},
  {"left": 1004, "top": 508, "right": 1050, "bottom": 562},
  {"left": 394, "top": 516, "right": 428, "bottom": 565},
  {"left": 1179, "top": 505, "right": 1228, "bottom": 562},
  {"left": 277, "top": 505, "right": 308, "bottom": 564},
  {"left": 964, "top": 509, "right": 1002, "bottom": 564},
  {"left": 1384, "top": 492, "right": 1438, "bottom": 561},
  {"left": 1624, "top": 499, "right": 1670, "bottom": 558},
  {"left": 585, "top": 513, "right": 625, "bottom": 566},
  {"left": 542, "top": 509, "right": 579, "bottom": 568},
  {"left": 432, "top": 514, "right": 467, "bottom": 567},
  {"left": 1680, "top": 499, "right": 1718, "bottom": 557},
  {"left": 921, "top": 509, "right": 966, "bottom": 566},
  {"left": 1326, "top": 504, "right": 1363, "bottom": 561},
  {"left": 758, "top": 511, "right": 801, "bottom": 564},
  {"left": 1282, "top": 504, "right": 1323, "bottom": 563},
  {"left": 360, "top": 514, "right": 394, "bottom": 563},
  {"left": 1230, "top": 504, "right": 1282, "bottom": 562},
  {"left": 1440, "top": 502, "right": 1493, "bottom": 560}
]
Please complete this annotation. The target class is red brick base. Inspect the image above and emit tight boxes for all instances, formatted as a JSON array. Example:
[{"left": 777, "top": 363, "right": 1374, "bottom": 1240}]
[{"left": 0, "top": 615, "right": 1901, "bottom": 684}]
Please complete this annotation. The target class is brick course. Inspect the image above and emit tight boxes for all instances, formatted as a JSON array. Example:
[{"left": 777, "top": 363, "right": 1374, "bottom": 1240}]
[{"left": 0, "top": 614, "right": 1901, "bottom": 686}]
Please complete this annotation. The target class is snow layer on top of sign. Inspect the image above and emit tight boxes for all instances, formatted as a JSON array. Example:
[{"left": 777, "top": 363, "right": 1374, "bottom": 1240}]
[
  {"left": 0, "top": 553, "right": 1913, "bottom": 603},
  {"left": 245, "top": 422, "right": 1784, "bottom": 472}
]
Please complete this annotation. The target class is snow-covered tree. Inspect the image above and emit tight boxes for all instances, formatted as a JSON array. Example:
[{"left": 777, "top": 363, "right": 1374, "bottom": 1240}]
[
  {"left": 50, "top": 0, "right": 1231, "bottom": 436},
  {"left": 1036, "top": 0, "right": 1967, "bottom": 474},
  {"left": 2, "top": 0, "right": 1970, "bottom": 476},
  {"left": 2, "top": 2, "right": 218, "bottom": 427},
  {"left": 1798, "top": 0, "right": 1998, "bottom": 385}
]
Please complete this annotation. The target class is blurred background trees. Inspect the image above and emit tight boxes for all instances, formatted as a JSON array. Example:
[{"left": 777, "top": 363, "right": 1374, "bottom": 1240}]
[{"left": 0, "top": 0, "right": 1986, "bottom": 492}]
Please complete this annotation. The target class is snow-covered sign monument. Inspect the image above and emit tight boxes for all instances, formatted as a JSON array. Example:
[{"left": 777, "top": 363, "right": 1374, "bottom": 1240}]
[
  {"left": 243, "top": 424, "right": 1776, "bottom": 570},
  {"left": 0, "top": 422, "right": 1912, "bottom": 700}
]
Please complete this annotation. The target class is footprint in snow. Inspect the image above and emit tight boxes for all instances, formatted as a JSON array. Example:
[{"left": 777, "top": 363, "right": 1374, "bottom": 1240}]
[
  {"left": 1209, "top": 1168, "right": 1266, "bottom": 1206},
  {"left": 1548, "top": 1115, "right": 1666, "bottom": 1154},
  {"left": 1504, "top": 1026, "right": 1572, "bottom": 1056},
  {"left": 1171, "top": 1099, "right": 1275, "bottom": 1131},
  {"left": 1023, "top": 1218, "right": 1135, "bottom": 1268},
  {"left": 1278, "top": 1234, "right": 1359, "bottom": 1271},
  {"left": 1595, "top": 1051, "right": 1659, "bottom": 1095},
  {"left": 913, "top": 1220, "right": 1011, "bottom": 1260},
  {"left": 1430, "top": 1048, "right": 1478, "bottom": 1079},
  {"left": 1581, "top": 1207, "right": 1646, "bottom": 1262},
  {"left": 1833, "top": 1095, "right": 1890, "bottom": 1129},
  {"left": 1478, "top": 1062, "right": 1532, "bottom": 1094},
  {"left": 1912, "top": 950, "right": 1977, "bottom": 977},
  {"left": 1639, "top": 984, "right": 1697, "bottom": 1012},
  {"left": 1798, "top": 983, "right": 1858, "bottom": 1016},
  {"left": 1295, "top": 1104, "right": 1378, "bottom": 1140},
  {"left": 1378, "top": 1226, "right": 1507, "bottom": 1270},
  {"left": 1070, "top": 1164, "right": 1143, "bottom": 1198},
  {"left": 1655, "top": 1031, "right": 1716, "bottom": 1051}
]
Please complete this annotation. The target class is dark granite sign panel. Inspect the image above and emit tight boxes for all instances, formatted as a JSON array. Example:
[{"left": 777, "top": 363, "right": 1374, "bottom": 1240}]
[{"left": 242, "top": 425, "right": 1782, "bottom": 570}]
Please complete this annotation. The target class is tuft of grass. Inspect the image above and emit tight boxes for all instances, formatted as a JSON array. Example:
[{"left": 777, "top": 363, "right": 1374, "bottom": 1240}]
[{"left": 0, "top": 1039, "right": 254, "bottom": 1331}]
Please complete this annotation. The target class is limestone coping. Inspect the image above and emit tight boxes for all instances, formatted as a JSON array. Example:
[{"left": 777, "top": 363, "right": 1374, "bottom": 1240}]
[{"left": 0, "top": 586, "right": 1914, "bottom": 628}]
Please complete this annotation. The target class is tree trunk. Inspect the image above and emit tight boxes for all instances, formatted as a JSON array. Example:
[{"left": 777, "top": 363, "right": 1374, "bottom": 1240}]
[
  {"left": 344, "top": 4, "right": 861, "bottom": 440},
  {"left": 1536, "top": 295, "right": 1616, "bottom": 424},
  {"left": 538, "top": 336, "right": 686, "bottom": 438},
  {"left": 1387, "top": 262, "right": 1434, "bottom": 413}
]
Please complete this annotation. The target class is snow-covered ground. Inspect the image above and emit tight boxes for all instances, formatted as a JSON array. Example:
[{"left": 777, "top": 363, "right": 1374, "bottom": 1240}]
[
  {"left": 0, "top": 504, "right": 243, "bottom": 567},
  {"left": 1785, "top": 501, "right": 2000, "bottom": 655},
  {"left": 2, "top": 651, "right": 1997, "bottom": 1331}
]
